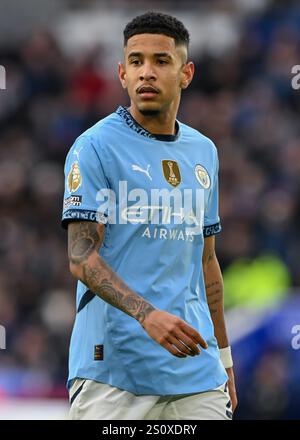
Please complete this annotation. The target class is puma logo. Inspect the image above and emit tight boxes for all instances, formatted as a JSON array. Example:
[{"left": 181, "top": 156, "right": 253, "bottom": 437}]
[
  {"left": 132, "top": 164, "right": 152, "bottom": 181},
  {"left": 73, "top": 144, "right": 84, "bottom": 160}
]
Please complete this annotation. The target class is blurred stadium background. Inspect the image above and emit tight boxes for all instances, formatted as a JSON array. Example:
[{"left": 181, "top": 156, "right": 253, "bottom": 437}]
[{"left": 0, "top": 0, "right": 300, "bottom": 420}]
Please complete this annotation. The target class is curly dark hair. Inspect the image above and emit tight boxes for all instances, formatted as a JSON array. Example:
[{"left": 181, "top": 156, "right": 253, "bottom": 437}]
[{"left": 123, "top": 11, "right": 190, "bottom": 49}]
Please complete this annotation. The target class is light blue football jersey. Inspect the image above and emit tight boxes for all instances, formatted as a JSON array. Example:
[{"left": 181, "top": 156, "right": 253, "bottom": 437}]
[{"left": 62, "top": 105, "right": 228, "bottom": 395}]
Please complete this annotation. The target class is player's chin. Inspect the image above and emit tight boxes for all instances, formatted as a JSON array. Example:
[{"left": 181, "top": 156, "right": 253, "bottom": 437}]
[{"left": 137, "top": 100, "right": 162, "bottom": 116}]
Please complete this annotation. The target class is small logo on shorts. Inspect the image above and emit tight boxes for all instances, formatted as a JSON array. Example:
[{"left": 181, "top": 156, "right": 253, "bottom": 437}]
[{"left": 94, "top": 344, "right": 104, "bottom": 361}]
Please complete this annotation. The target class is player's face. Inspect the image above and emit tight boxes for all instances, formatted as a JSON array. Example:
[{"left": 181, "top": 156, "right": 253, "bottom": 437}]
[{"left": 119, "top": 34, "right": 193, "bottom": 115}]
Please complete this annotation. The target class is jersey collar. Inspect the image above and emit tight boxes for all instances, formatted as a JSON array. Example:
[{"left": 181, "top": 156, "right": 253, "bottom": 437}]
[{"left": 116, "top": 106, "right": 180, "bottom": 142}]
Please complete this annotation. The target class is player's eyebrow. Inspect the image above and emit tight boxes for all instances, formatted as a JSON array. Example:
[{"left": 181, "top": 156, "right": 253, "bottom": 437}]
[
  {"left": 154, "top": 52, "right": 173, "bottom": 60},
  {"left": 127, "top": 52, "right": 142, "bottom": 59},
  {"left": 128, "top": 51, "right": 173, "bottom": 60}
]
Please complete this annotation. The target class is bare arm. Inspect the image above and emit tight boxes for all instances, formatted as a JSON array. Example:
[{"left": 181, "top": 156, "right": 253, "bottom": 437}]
[
  {"left": 203, "top": 235, "right": 238, "bottom": 411},
  {"left": 68, "top": 221, "right": 207, "bottom": 358},
  {"left": 202, "top": 235, "right": 228, "bottom": 348}
]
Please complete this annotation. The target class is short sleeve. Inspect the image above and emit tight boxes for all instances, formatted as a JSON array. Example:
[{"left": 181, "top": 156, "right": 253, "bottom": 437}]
[
  {"left": 61, "top": 136, "right": 110, "bottom": 229},
  {"left": 203, "top": 150, "right": 222, "bottom": 237}
]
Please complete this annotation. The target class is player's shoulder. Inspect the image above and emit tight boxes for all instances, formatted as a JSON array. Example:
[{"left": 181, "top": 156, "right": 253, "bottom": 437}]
[
  {"left": 66, "top": 110, "right": 121, "bottom": 159},
  {"left": 179, "top": 121, "right": 218, "bottom": 155}
]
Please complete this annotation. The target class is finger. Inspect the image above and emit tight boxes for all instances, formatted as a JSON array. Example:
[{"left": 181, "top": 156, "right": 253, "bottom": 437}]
[
  {"left": 163, "top": 341, "right": 187, "bottom": 358},
  {"left": 178, "top": 330, "right": 201, "bottom": 355},
  {"left": 179, "top": 322, "right": 208, "bottom": 349},
  {"left": 166, "top": 335, "right": 197, "bottom": 356},
  {"left": 175, "top": 330, "right": 201, "bottom": 355}
]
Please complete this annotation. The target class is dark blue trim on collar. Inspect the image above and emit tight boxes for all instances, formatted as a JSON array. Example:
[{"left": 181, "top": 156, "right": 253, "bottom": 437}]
[{"left": 116, "top": 106, "right": 179, "bottom": 142}]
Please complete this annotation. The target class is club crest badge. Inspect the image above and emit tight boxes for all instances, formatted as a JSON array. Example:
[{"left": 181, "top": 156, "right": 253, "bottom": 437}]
[
  {"left": 195, "top": 164, "right": 210, "bottom": 189},
  {"left": 162, "top": 160, "right": 181, "bottom": 187},
  {"left": 68, "top": 161, "right": 82, "bottom": 193}
]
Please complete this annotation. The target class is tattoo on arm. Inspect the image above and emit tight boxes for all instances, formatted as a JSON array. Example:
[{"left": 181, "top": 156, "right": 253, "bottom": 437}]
[
  {"left": 68, "top": 221, "right": 104, "bottom": 265},
  {"left": 68, "top": 221, "right": 155, "bottom": 323},
  {"left": 205, "top": 280, "right": 222, "bottom": 316},
  {"left": 203, "top": 249, "right": 229, "bottom": 346}
]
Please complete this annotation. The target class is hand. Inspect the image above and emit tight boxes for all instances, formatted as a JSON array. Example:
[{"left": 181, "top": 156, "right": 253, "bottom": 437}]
[
  {"left": 226, "top": 367, "right": 238, "bottom": 412},
  {"left": 140, "top": 309, "right": 208, "bottom": 358}
]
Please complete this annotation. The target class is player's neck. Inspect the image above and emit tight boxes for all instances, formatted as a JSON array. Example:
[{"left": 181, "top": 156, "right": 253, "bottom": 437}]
[{"left": 128, "top": 103, "right": 178, "bottom": 136}]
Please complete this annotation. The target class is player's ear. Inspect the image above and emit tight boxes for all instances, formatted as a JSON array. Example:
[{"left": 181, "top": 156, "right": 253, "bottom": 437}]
[
  {"left": 118, "top": 62, "right": 127, "bottom": 90},
  {"left": 180, "top": 61, "right": 194, "bottom": 90}
]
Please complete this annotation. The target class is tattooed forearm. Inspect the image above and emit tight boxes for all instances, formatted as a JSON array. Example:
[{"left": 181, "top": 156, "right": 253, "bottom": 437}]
[
  {"left": 208, "top": 298, "right": 222, "bottom": 307},
  {"left": 135, "top": 303, "right": 157, "bottom": 324},
  {"left": 205, "top": 281, "right": 220, "bottom": 292},
  {"left": 203, "top": 256, "right": 229, "bottom": 348},
  {"left": 82, "top": 259, "right": 155, "bottom": 322},
  {"left": 98, "top": 279, "right": 124, "bottom": 306},
  {"left": 205, "top": 280, "right": 222, "bottom": 315},
  {"left": 68, "top": 221, "right": 155, "bottom": 322}
]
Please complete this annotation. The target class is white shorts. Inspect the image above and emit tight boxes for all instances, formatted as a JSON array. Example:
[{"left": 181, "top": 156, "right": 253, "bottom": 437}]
[{"left": 68, "top": 379, "right": 232, "bottom": 420}]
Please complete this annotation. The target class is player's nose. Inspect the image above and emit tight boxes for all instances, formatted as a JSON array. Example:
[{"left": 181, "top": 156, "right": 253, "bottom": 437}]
[{"left": 139, "top": 62, "right": 156, "bottom": 81}]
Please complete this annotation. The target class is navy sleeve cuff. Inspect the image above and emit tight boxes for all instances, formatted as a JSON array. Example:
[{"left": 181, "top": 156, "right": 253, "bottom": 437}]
[
  {"left": 61, "top": 209, "right": 107, "bottom": 230},
  {"left": 203, "top": 222, "right": 222, "bottom": 237}
]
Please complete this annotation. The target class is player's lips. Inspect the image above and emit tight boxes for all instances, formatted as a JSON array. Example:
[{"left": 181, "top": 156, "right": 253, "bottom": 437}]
[{"left": 137, "top": 85, "right": 159, "bottom": 98}]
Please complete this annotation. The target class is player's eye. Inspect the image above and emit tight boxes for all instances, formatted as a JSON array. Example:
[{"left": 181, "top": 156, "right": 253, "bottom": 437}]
[
  {"left": 130, "top": 59, "right": 141, "bottom": 65},
  {"left": 157, "top": 59, "right": 168, "bottom": 65}
]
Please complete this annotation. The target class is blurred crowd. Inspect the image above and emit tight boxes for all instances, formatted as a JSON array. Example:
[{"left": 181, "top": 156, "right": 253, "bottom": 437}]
[{"left": 0, "top": 1, "right": 300, "bottom": 417}]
